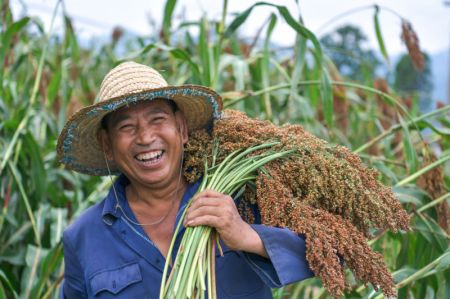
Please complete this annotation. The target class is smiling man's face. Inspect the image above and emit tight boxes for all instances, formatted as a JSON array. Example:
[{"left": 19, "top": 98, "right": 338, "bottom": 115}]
[{"left": 100, "top": 99, "right": 188, "bottom": 189}]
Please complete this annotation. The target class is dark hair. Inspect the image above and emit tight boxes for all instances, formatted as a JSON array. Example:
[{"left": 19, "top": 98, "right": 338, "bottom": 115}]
[{"left": 100, "top": 98, "right": 178, "bottom": 131}]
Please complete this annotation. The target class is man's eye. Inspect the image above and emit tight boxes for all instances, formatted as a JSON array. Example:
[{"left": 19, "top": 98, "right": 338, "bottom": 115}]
[
  {"left": 118, "top": 124, "right": 133, "bottom": 130},
  {"left": 153, "top": 116, "right": 166, "bottom": 122}
]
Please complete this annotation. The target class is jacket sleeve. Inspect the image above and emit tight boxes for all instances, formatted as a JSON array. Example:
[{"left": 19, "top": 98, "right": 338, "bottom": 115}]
[
  {"left": 61, "top": 231, "right": 88, "bottom": 299},
  {"left": 243, "top": 224, "right": 314, "bottom": 288}
]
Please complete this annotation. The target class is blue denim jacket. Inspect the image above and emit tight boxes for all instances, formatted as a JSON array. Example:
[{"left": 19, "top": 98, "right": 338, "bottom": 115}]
[{"left": 61, "top": 175, "right": 313, "bottom": 298}]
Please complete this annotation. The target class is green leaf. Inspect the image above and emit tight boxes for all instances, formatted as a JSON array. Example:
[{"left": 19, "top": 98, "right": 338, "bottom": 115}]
[
  {"left": 435, "top": 250, "right": 450, "bottom": 273},
  {"left": 224, "top": 6, "right": 253, "bottom": 37},
  {"left": 224, "top": 2, "right": 323, "bottom": 68},
  {"left": 119, "top": 44, "right": 201, "bottom": 83},
  {"left": 162, "top": 0, "right": 178, "bottom": 44},
  {"left": 46, "top": 68, "right": 62, "bottom": 106},
  {"left": 199, "top": 17, "right": 211, "bottom": 87},
  {"left": 393, "top": 186, "right": 430, "bottom": 206},
  {"left": 229, "top": 57, "right": 247, "bottom": 91},
  {"left": 320, "top": 67, "right": 333, "bottom": 128},
  {"left": 0, "top": 269, "right": 18, "bottom": 298},
  {"left": 63, "top": 15, "right": 80, "bottom": 61},
  {"left": 8, "top": 161, "right": 41, "bottom": 246},
  {"left": 373, "top": 6, "right": 390, "bottom": 67},
  {"left": 0, "top": 282, "right": 6, "bottom": 299},
  {"left": 21, "top": 245, "right": 48, "bottom": 299},
  {"left": 290, "top": 34, "right": 307, "bottom": 103},
  {"left": 413, "top": 214, "right": 448, "bottom": 252},
  {"left": 0, "top": 17, "right": 30, "bottom": 66},
  {"left": 168, "top": 48, "right": 202, "bottom": 83},
  {"left": 396, "top": 153, "right": 450, "bottom": 186},
  {"left": 355, "top": 105, "right": 450, "bottom": 154},
  {"left": 260, "top": 13, "right": 277, "bottom": 120},
  {"left": 303, "top": 65, "right": 320, "bottom": 108},
  {"left": 50, "top": 209, "right": 67, "bottom": 247},
  {"left": 30, "top": 244, "right": 64, "bottom": 299},
  {"left": 396, "top": 193, "right": 424, "bottom": 206},
  {"left": 374, "top": 160, "right": 399, "bottom": 183},
  {"left": 416, "top": 120, "right": 450, "bottom": 136},
  {"left": 435, "top": 272, "right": 448, "bottom": 299},
  {"left": 274, "top": 5, "right": 322, "bottom": 64},
  {"left": 393, "top": 266, "right": 417, "bottom": 283},
  {"left": 399, "top": 114, "right": 418, "bottom": 173},
  {"left": 23, "top": 133, "right": 47, "bottom": 203}
]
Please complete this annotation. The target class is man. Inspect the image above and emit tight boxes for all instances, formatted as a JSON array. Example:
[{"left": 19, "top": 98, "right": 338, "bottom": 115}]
[{"left": 57, "top": 61, "right": 313, "bottom": 298}]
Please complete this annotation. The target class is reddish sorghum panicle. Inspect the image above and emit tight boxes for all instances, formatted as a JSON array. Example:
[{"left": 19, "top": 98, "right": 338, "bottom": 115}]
[{"left": 183, "top": 109, "right": 409, "bottom": 298}]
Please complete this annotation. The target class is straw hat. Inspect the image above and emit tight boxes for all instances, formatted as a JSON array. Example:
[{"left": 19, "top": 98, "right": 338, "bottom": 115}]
[{"left": 57, "top": 61, "right": 222, "bottom": 176}]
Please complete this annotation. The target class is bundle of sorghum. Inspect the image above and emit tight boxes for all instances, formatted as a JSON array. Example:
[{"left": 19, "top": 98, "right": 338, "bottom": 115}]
[
  {"left": 161, "top": 142, "right": 294, "bottom": 299},
  {"left": 183, "top": 109, "right": 410, "bottom": 298}
]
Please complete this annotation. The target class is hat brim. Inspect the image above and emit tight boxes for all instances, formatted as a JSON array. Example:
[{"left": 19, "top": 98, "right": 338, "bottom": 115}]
[{"left": 57, "top": 85, "right": 222, "bottom": 176}]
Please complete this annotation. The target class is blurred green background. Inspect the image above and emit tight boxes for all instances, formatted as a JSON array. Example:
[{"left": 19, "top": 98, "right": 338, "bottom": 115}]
[{"left": 0, "top": 0, "right": 449, "bottom": 298}]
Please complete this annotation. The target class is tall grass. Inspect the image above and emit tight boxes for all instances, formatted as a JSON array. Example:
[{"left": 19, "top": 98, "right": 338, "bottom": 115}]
[{"left": 0, "top": 0, "right": 448, "bottom": 298}]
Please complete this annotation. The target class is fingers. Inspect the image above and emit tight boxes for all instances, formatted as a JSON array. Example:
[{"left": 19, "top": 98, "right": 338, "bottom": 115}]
[
  {"left": 182, "top": 190, "right": 257, "bottom": 252},
  {"left": 184, "top": 214, "right": 222, "bottom": 228},
  {"left": 197, "top": 189, "right": 226, "bottom": 198},
  {"left": 184, "top": 205, "right": 222, "bottom": 225},
  {"left": 184, "top": 190, "right": 236, "bottom": 228},
  {"left": 188, "top": 189, "right": 233, "bottom": 210}
]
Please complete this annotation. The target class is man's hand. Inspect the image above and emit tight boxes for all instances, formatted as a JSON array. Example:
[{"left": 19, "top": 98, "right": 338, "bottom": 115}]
[{"left": 183, "top": 189, "right": 268, "bottom": 258}]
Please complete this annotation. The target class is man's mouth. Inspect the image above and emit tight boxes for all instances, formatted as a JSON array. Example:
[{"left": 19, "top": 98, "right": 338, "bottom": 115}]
[{"left": 135, "top": 150, "right": 164, "bottom": 164}]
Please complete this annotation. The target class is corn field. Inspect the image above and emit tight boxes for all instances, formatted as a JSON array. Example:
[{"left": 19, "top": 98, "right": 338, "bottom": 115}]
[{"left": 0, "top": 0, "right": 449, "bottom": 298}]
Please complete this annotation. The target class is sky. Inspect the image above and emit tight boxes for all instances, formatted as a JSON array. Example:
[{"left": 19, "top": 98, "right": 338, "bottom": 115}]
[{"left": 11, "top": 0, "right": 450, "bottom": 58}]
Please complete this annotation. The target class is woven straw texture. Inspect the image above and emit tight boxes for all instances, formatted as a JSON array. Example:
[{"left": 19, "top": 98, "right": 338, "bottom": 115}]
[{"left": 56, "top": 61, "right": 222, "bottom": 176}]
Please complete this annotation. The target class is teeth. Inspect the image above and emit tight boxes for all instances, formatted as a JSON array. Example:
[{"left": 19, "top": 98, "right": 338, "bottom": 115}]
[{"left": 136, "top": 150, "right": 163, "bottom": 161}]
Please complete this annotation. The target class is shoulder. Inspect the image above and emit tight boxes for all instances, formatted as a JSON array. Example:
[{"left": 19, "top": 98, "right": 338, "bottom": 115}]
[{"left": 63, "top": 199, "right": 106, "bottom": 245}]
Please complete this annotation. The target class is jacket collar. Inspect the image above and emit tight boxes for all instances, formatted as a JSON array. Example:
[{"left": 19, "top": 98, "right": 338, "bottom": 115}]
[
  {"left": 101, "top": 174, "right": 128, "bottom": 223},
  {"left": 101, "top": 174, "right": 201, "bottom": 224}
]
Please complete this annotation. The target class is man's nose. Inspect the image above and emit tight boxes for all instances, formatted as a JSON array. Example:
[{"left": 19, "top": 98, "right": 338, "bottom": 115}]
[{"left": 135, "top": 125, "right": 155, "bottom": 145}]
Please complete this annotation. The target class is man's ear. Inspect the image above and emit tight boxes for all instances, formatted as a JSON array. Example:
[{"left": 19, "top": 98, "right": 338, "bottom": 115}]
[
  {"left": 175, "top": 111, "right": 188, "bottom": 145},
  {"left": 97, "top": 128, "right": 114, "bottom": 160}
]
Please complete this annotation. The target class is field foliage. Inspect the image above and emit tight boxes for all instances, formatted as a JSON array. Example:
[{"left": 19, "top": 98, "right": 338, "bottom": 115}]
[{"left": 0, "top": 0, "right": 449, "bottom": 298}]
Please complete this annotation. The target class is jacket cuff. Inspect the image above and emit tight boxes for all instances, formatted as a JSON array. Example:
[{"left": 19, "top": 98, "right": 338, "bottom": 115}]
[{"left": 243, "top": 224, "right": 314, "bottom": 287}]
